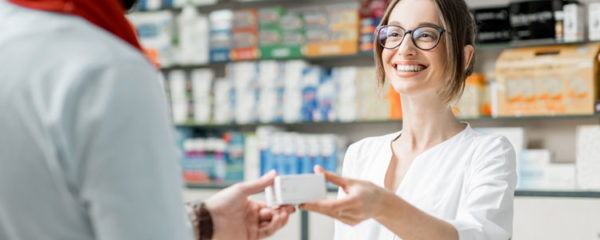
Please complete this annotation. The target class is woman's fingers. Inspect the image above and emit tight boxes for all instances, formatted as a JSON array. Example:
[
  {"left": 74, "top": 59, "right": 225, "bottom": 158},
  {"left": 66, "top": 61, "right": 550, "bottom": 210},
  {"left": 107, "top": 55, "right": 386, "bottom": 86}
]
[
  {"left": 298, "top": 198, "right": 356, "bottom": 221},
  {"left": 314, "top": 165, "right": 349, "bottom": 188}
]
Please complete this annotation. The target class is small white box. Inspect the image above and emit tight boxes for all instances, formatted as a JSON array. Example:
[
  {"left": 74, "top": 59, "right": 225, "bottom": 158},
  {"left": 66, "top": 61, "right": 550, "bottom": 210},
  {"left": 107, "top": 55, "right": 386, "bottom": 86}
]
[
  {"left": 265, "top": 174, "right": 327, "bottom": 206},
  {"left": 576, "top": 125, "right": 600, "bottom": 190},
  {"left": 589, "top": 3, "right": 600, "bottom": 41},
  {"left": 517, "top": 149, "right": 552, "bottom": 190},
  {"left": 564, "top": 3, "right": 585, "bottom": 42}
]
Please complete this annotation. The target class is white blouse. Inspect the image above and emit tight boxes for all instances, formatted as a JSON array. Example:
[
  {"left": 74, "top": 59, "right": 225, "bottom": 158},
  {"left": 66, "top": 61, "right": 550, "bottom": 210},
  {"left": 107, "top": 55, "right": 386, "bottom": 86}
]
[{"left": 334, "top": 124, "right": 517, "bottom": 240}]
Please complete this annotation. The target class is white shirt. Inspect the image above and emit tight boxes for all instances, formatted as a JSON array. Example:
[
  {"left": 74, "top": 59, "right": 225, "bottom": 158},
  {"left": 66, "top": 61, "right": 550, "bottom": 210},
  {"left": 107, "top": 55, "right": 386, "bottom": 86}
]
[
  {"left": 0, "top": 2, "right": 193, "bottom": 240},
  {"left": 334, "top": 124, "right": 517, "bottom": 240}
]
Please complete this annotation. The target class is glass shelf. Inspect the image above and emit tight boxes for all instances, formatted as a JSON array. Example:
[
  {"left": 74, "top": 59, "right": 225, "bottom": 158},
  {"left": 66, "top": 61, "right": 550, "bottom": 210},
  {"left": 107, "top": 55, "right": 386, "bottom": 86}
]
[
  {"left": 476, "top": 39, "right": 600, "bottom": 50},
  {"left": 515, "top": 190, "right": 600, "bottom": 198},
  {"left": 175, "top": 114, "right": 600, "bottom": 129},
  {"left": 186, "top": 183, "right": 600, "bottom": 198},
  {"left": 160, "top": 52, "right": 374, "bottom": 71},
  {"left": 132, "top": 0, "right": 356, "bottom": 13}
]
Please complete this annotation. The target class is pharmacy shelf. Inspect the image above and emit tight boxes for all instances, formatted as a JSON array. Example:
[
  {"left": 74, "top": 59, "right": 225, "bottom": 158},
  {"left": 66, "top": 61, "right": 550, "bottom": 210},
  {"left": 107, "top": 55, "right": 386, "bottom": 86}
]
[
  {"left": 160, "top": 39, "right": 600, "bottom": 71},
  {"left": 515, "top": 190, "right": 600, "bottom": 198},
  {"left": 476, "top": 39, "right": 600, "bottom": 50},
  {"left": 186, "top": 183, "right": 600, "bottom": 198},
  {"left": 175, "top": 113, "right": 600, "bottom": 129},
  {"left": 160, "top": 52, "right": 375, "bottom": 71},
  {"left": 133, "top": 0, "right": 358, "bottom": 13}
]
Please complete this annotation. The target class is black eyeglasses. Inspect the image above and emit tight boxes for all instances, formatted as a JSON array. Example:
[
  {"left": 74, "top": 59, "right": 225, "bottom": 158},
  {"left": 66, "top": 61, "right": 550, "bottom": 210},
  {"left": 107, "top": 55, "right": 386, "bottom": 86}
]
[{"left": 376, "top": 25, "right": 446, "bottom": 51}]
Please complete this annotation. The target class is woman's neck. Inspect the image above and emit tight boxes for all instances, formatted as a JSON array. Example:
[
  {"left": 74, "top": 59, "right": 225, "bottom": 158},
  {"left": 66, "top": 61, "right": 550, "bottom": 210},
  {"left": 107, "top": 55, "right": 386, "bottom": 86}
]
[{"left": 397, "top": 94, "right": 465, "bottom": 152}]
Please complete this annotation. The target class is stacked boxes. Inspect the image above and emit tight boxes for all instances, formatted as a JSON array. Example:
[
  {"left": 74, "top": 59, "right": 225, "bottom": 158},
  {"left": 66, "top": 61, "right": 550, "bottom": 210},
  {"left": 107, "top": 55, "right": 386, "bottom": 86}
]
[
  {"left": 213, "top": 78, "right": 233, "bottom": 124},
  {"left": 282, "top": 61, "right": 307, "bottom": 123},
  {"left": 518, "top": 150, "right": 576, "bottom": 190},
  {"left": 168, "top": 70, "right": 190, "bottom": 124},
  {"left": 495, "top": 43, "right": 600, "bottom": 116},
  {"left": 333, "top": 67, "right": 357, "bottom": 122},
  {"left": 305, "top": 3, "right": 360, "bottom": 57},
  {"left": 164, "top": 60, "right": 396, "bottom": 124},
  {"left": 181, "top": 132, "right": 245, "bottom": 184},
  {"left": 257, "top": 127, "right": 345, "bottom": 176},
  {"left": 509, "top": 1, "right": 556, "bottom": 41},
  {"left": 209, "top": 10, "right": 233, "bottom": 62},
  {"left": 258, "top": 7, "right": 305, "bottom": 59},
  {"left": 563, "top": 3, "right": 585, "bottom": 43},
  {"left": 455, "top": 74, "right": 488, "bottom": 118},
  {"left": 280, "top": 10, "right": 305, "bottom": 58},
  {"left": 355, "top": 67, "right": 390, "bottom": 121},
  {"left": 176, "top": 6, "right": 210, "bottom": 65},
  {"left": 190, "top": 69, "right": 214, "bottom": 124},
  {"left": 590, "top": 3, "right": 600, "bottom": 41},
  {"left": 359, "top": 0, "right": 387, "bottom": 52},
  {"left": 228, "top": 62, "right": 258, "bottom": 124},
  {"left": 259, "top": 7, "right": 286, "bottom": 59},
  {"left": 257, "top": 61, "right": 284, "bottom": 123},
  {"left": 127, "top": 11, "right": 174, "bottom": 66},
  {"left": 576, "top": 125, "right": 600, "bottom": 190},
  {"left": 472, "top": 7, "right": 512, "bottom": 43},
  {"left": 232, "top": 9, "right": 259, "bottom": 61},
  {"left": 135, "top": 0, "right": 217, "bottom": 11},
  {"left": 167, "top": 69, "right": 214, "bottom": 124}
]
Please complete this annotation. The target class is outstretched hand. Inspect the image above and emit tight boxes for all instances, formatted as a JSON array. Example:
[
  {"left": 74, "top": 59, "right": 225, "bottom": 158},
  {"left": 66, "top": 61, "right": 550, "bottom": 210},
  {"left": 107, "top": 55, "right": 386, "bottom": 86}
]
[
  {"left": 205, "top": 170, "right": 296, "bottom": 240},
  {"left": 299, "top": 166, "right": 389, "bottom": 226}
]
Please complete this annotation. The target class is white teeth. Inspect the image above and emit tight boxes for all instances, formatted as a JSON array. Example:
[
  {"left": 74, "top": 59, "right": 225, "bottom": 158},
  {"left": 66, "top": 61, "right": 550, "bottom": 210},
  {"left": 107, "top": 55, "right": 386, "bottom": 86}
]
[{"left": 396, "top": 64, "right": 425, "bottom": 72}]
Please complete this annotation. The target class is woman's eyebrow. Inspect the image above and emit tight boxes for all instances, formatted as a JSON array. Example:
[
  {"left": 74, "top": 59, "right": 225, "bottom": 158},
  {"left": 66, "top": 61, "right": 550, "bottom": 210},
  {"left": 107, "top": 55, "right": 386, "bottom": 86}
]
[
  {"left": 388, "top": 21, "right": 441, "bottom": 29},
  {"left": 388, "top": 21, "right": 404, "bottom": 28},
  {"left": 418, "top": 22, "right": 442, "bottom": 28}
]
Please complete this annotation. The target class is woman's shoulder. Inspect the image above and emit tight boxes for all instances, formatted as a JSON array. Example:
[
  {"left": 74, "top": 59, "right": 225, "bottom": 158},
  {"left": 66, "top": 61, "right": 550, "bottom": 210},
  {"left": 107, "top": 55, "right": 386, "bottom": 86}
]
[
  {"left": 464, "top": 127, "right": 514, "bottom": 151},
  {"left": 462, "top": 126, "right": 517, "bottom": 168},
  {"left": 347, "top": 131, "right": 400, "bottom": 154}
]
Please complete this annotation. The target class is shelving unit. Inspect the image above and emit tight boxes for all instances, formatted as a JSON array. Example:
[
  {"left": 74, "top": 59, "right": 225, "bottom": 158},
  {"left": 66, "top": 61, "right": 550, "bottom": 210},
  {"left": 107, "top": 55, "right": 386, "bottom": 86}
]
[
  {"left": 176, "top": 114, "right": 600, "bottom": 129},
  {"left": 186, "top": 182, "right": 600, "bottom": 240},
  {"left": 187, "top": 183, "right": 600, "bottom": 198},
  {"left": 131, "top": 0, "right": 600, "bottom": 239},
  {"left": 134, "top": 0, "right": 356, "bottom": 13},
  {"left": 159, "top": 40, "right": 600, "bottom": 71}
]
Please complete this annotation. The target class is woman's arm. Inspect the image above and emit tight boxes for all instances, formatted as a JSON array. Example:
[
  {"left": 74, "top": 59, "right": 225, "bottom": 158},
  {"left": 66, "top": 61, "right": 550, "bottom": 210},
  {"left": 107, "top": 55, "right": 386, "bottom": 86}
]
[
  {"left": 375, "top": 190, "right": 458, "bottom": 240},
  {"left": 300, "top": 166, "right": 458, "bottom": 240},
  {"left": 302, "top": 135, "right": 516, "bottom": 240}
]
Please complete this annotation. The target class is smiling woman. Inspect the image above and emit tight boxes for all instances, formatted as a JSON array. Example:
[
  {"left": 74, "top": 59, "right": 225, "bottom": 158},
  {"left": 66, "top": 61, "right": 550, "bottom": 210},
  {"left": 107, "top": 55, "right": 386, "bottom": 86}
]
[
  {"left": 298, "top": 0, "right": 517, "bottom": 240},
  {"left": 375, "top": 0, "right": 476, "bottom": 103}
]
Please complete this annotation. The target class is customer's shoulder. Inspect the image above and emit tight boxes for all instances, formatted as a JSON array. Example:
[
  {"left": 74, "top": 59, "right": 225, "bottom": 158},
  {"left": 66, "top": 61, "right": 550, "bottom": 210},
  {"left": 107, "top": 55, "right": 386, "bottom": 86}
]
[{"left": 1, "top": 3, "right": 148, "bottom": 69}]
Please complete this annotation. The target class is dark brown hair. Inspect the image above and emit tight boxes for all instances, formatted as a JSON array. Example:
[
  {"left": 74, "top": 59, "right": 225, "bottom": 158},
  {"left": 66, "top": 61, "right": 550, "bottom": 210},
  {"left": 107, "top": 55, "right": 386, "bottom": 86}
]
[{"left": 374, "top": 0, "right": 476, "bottom": 103}]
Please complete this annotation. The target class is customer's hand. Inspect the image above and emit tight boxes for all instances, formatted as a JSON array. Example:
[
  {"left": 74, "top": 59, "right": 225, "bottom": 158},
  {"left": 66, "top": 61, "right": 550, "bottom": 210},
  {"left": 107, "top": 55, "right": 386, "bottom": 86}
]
[
  {"left": 205, "top": 170, "right": 296, "bottom": 240},
  {"left": 298, "top": 166, "right": 389, "bottom": 226}
]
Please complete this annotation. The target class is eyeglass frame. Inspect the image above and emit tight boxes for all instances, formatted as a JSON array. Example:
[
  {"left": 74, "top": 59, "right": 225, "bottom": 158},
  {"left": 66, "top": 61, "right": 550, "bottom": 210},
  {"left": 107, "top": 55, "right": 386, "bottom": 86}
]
[{"left": 376, "top": 25, "right": 447, "bottom": 51}]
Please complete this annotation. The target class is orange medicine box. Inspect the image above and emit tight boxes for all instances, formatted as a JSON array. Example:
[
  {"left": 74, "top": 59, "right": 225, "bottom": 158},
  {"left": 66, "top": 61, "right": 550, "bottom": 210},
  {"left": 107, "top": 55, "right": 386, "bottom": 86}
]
[{"left": 495, "top": 43, "right": 600, "bottom": 116}]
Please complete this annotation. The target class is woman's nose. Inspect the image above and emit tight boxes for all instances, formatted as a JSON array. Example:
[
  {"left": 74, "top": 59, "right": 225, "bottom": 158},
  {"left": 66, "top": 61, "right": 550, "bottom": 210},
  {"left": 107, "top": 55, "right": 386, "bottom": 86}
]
[{"left": 395, "top": 34, "right": 418, "bottom": 56}]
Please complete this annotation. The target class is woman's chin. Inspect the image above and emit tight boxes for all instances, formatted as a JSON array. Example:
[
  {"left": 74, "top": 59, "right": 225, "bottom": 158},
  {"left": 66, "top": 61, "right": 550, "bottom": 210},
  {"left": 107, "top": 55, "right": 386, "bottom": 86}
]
[{"left": 390, "top": 82, "right": 423, "bottom": 96}]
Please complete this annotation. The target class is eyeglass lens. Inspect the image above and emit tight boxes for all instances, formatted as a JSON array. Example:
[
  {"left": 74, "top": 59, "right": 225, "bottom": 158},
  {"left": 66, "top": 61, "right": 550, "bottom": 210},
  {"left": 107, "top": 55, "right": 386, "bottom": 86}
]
[{"left": 378, "top": 26, "right": 441, "bottom": 50}]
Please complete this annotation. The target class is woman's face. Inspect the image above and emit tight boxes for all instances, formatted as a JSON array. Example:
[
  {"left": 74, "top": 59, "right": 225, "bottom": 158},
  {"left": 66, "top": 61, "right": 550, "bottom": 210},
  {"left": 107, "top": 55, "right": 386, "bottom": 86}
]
[{"left": 382, "top": 0, "right": 447, "bottom": 99}]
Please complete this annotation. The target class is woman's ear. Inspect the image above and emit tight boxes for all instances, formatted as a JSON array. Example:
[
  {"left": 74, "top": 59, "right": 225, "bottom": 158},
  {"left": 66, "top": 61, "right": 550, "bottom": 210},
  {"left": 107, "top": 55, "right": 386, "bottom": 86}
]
[{"left": 463, "top": 45, "right": 475, "bottom": 71}]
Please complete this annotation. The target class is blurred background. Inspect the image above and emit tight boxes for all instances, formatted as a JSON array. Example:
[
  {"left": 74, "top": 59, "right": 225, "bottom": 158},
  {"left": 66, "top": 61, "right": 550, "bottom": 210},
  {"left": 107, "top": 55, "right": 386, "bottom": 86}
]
[{"left": 127, "top": 0, "right": 600, "bottom": 239}]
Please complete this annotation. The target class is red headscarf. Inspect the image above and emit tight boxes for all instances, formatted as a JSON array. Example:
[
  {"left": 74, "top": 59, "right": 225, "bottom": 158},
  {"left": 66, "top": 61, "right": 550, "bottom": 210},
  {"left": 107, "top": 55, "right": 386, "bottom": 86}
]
[{"left": 8, "top": 0, "right": 144, "bottom": 54}]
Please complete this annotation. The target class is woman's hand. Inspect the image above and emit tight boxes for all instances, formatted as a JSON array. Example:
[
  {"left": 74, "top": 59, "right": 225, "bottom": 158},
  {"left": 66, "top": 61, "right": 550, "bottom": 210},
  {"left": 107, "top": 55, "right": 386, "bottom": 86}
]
[{"left": 298, "top": 166, "right": 391, "bottom": 226}]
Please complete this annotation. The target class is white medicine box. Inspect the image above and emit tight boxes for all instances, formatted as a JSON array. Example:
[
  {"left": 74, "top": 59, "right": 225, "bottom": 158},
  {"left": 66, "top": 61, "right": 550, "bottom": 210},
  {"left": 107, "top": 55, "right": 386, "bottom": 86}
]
[
  {"left": 589, "top": 3, "right": 600, "bottom": 41},
  {"left": 563, "top": 3, "right": 585, "bottom": 42}
]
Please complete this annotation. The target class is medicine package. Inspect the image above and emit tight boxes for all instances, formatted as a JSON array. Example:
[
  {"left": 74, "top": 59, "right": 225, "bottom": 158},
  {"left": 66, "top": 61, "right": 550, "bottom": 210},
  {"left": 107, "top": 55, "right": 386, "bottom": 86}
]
[{"left": 265, "top": 174, "right": 327, "bottom": 206}]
